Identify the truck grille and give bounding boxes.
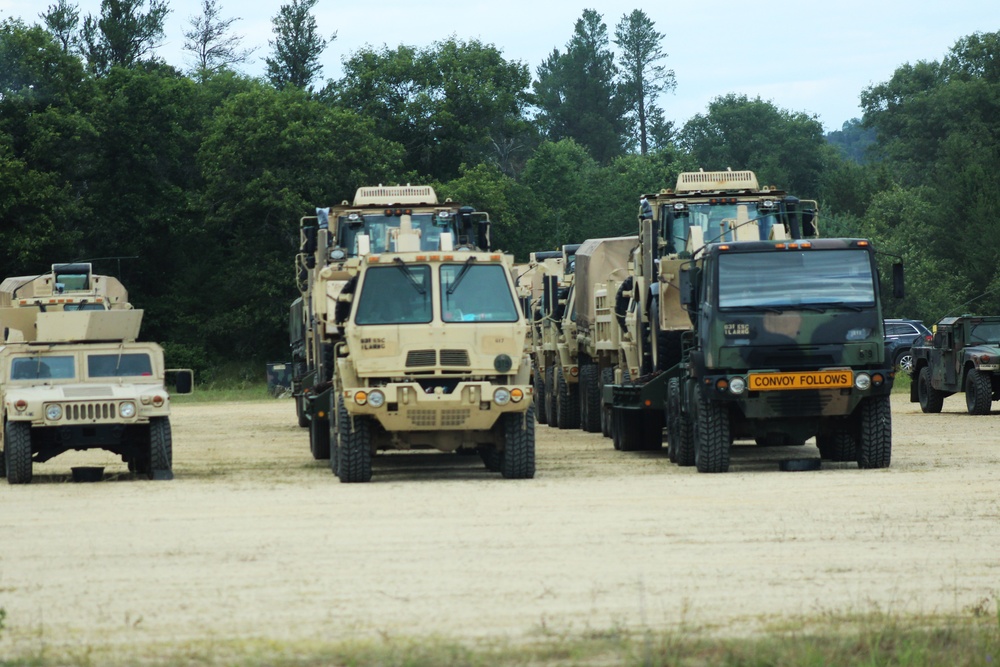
[65,402,118,422]
[762,391,833,415]
[405,349,471,368]
[406,350,436,367]
[408,409,471,428]
[440,350,470,367]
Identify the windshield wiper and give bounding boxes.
[447,256,477,296]
[392,257,426,295]
[812,301,866,312]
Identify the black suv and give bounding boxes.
[884,318,932,373]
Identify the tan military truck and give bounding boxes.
[572,236,637,435]
[533,244,581,429]
[0,264,189,484]
[292,186,494,460]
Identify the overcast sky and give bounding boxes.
[2,0,998,131]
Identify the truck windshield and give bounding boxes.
[968,322,1000,344]
[669,203,780,250]
[354,264,432,325]
[718,249,876,309]
[441,263,519,323]
[338,214,449,254]
[88,353,153,377]
[10,355,76,380]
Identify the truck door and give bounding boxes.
[942,329,957,388]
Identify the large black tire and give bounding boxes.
[579,364,601,433]
[917,367,944,413]
[857,395,892,469]
[615,407,642,451]
[965,369,992,415]
[694,393,730,473]
[5,421,32,484]
[337,401,372,483]
[667,379,695,467]
[610,406,622,450]
[309,415,331,460]
[533,362,548,424]
[296,395,309,428]
[148,417,173,477]
[544,365,556,426]
[640,411,664,450]
[479,446,502,472]
[600,367,613,438]
[816,431,856,461]
[0,444,5,478]
[555,365,580,430]
[500,405,535,479]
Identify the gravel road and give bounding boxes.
[2,393,999,658]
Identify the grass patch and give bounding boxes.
[4,611,999,667]
[172,382,277,404]
[893,370,912,395]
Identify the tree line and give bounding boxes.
[2,0,999,378]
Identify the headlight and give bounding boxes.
[45,404,62,421]
[368,390,385,408]
[119,401,136,418]
[494,388,511,405]
[729,377,746,394]
[846,328,873,341]
[854,373,871,390]
[329,247,346,260]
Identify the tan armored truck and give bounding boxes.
[293,185,495,459]
[301,188,535,481]
[572,236,637,435]
[533,244,581,429]
[0,264,189,484]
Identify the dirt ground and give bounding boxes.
[2,393,1000,658]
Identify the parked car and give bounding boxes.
[884,318,933,373]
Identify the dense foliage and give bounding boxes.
[3,3,999,375]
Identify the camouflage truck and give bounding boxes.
[572,236,637,435]
[292,185,492,458]
[605,170,820,451]
[534,244,581,429]
[910,315,1000,415]
[301,188,534,482]
[0,264,190,484]
[670,238,901,472]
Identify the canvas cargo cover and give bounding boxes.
[574,236,637,333]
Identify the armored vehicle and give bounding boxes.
[604,170,820,451]
[0,264,189,484]
[911,315,1000,415]
[292,186,491,456]
[671,238,900,472]
[298,187,534,481]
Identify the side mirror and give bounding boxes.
[167,368,194,395]
[892,262,904,299]
[679,268,693,307]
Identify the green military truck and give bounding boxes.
[911,315,1000,415]
[672,238,901,472]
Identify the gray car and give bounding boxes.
[884,318,932,373]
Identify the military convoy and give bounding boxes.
[911,315,1000,415]
[523,169,906,472]
[293,186,534,482]
[0,263,190,484]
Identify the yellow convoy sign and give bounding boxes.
[748,370,852,391]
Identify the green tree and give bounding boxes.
[333,38,534,180]
[39,0,80,53]
[613,9,675,155]
[196,85,404,360]
[678,94,826,197]
[183,0,255,79]
[80,0,169,75]
[533,9,627,164]
[265,0,331,90]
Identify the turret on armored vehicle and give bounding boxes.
[0,264,189,484]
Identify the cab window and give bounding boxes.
[10,355,76,380]
[88,353,153,377]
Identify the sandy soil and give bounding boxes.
[2,393,1000,657]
